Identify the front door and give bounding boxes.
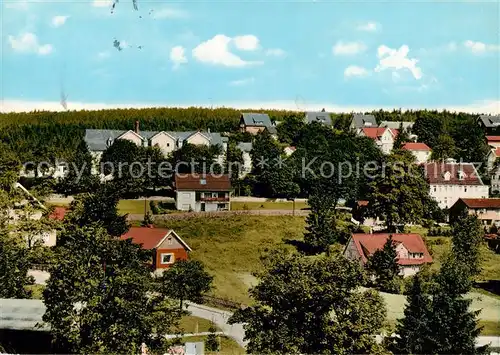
[201,203,205,212]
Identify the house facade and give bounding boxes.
[423,161,489,209]
[402,142,431,163]
[359,127,398,154]
[120,227,191,272]
[236,142,253,178]
[174,174,231,212]
[84,123,228,175]
[344,233,433,277]
[239,113,277,136]
[449,198,500,226]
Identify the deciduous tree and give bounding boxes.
[367,235,401,293]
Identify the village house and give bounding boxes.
[350,113,378,131]
[120,227,191,272]
[236,142,253,178]
[486,147,500,171]
[174,174,231,212]
[84,122,228,175]
[402,142,432,164]
[359,127,398,155]
[283,146,296,156]
[239,113,277,136]
[478,115,500,134]
[486,136,500,149]
[304,111,332,125]
[423,161,489,209]
[449,198,500,226]
[344,233,433,277]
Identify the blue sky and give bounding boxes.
[1,0,499,113]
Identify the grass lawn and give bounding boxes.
[178,315,219,333]
[231,201,308,211]
[157,215,307,305]
[117,199,151,215]
[176,335,245,354]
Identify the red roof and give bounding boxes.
[423,162,483,186]
[486,136,500,142]
[362,127,398,140]
[175,174,231,191]
[351,233,432,265]
[357,200,369,207]
[459,198,500,209]
[48,207,67,221]
[402,142,431,151]
[491,148,500,157]
[120,227,192,251]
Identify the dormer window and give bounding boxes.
[200,179,206,185]
[443,171,451,181]
[106,137,113,147]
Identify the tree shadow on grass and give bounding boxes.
[282,238,322,255]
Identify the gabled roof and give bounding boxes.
[352,114,378,128]
[362,127,398,140]
[116,130,145,141]
[350,233,432,265]
[379,121,414,130]
[486,136,500,143]
[120,227,192,251]
[305,111,332,125]
[241,113,273,127]
[489,147,500,158]
[423,162,483,186]
[175,174,231,191]
[457,198,500,209]
[402,142,431,151]
[479,115,500,128]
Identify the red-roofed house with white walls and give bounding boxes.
[423,161,489,209]
[359,127,398,154]
[402,142,431,163]
[344,233,432,277]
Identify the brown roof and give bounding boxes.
[423,162,483,186]
[175,174,231,191]
[48,207,67,221]
[402,142,431,151]
[120,227,191,251]
[351,233,432,265]
[459,198,500,209]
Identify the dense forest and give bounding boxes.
[0,106,488,164]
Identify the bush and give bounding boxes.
[149,201,159,215]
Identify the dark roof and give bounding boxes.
[423,162,483,186]
[479,115,500,128]
[352,114,378,128]
[350,233,432,265]
[305,111,332,125]
[120,227,191,251]
[240,113,273,127]
[379,121,414,130]
[175,174,231,191]
[237,142,253,152]
[457,198,500,209]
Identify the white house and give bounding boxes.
[283,146,296,157]
[84,122,228,177]
[359,127,398,155]
[344,233,433,277]
[423,161,489,209]
[402,142,431,163]
[487,147,500,171]
[236,142,253,178]
[174,174,231,212]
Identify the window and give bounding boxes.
[167,143,170,147]
[464,187,467,192]
[161,253,175,264]
[212,192,218,198]
[200,179,206,185]
[167,237,173,245]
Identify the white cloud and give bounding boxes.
[51,15,69,27]
[375,45,422,80]
[344,65,369,78]
[332,41,367,55]
[233,35,259,51]
[170,46,188,69]
[92,0,112,7]
[357,22,380,32]
[464,40,500,54]
[265,48,286,57]
[229,77,255,86]
[8,33,53,55]
[192,34,263,67]
[152,7,188,19]
[2,99,499,115]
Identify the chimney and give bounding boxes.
[321,108,326,112]
[135,120,139,134]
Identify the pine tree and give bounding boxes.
[303,192,337,255]
[391,274,433,354]
[393,122,410,150]
[205,320,219,352]
[367,235,400,292]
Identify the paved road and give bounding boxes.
[185,302,247,348]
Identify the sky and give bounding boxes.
[1,0,499,113]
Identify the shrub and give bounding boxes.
[149,201,159,215]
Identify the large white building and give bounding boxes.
[423,161,489,209]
